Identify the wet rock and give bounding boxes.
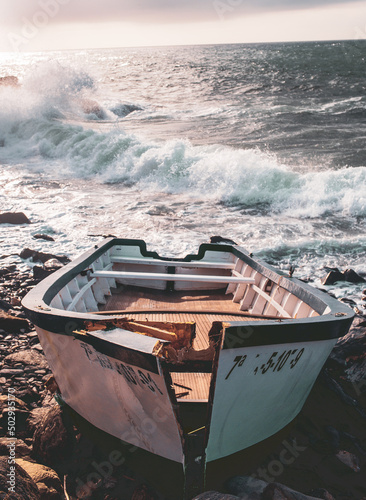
[0,437,32,458]
[193,493,240,500]
[14,386,41,406]
[335,450,360,472]
[322,268,365,285]
[342,269,365,284]
[0,456,39,500]
[262,483,321,500]
[16,459,63,499]
[321,269,344,285]
[3,349,49,370]
[0,76,19,87]
[210,235,238,245]
[32,404,75,465]
[19,248,70,265]
[33,258,65,280]
[33,234,55,242]
[81,98,106,119]
[328,315,366,384]
[0,311,29,333]
[0,212,31,225]
[226,475,267,498]
[110,102,142,117]
[33,265,53,280]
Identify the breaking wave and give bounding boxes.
[0,62,365,219]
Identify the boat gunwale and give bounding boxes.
[22,237,355,343]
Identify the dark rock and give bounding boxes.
[329,316,366,384]
[14,386,41,405]
[210,236,238,245]
[131,484,158,500]
[262,482,321,500]
[193,493,240,500]
[0,265,17,277]
[32,258,64,281]
[342,269,365,284]
[0,456,39,500]
[339,297,357,307]
[32,404,75,465]
[33,234,55,242]
[0,311,29,333]
[321,270,344,285]
[322,268,365,286]
[3,349,49,370]
[308,489,335,500]
[0,212,31,225]
[226,475,267,498]
[0,299,12,311]
[33,265,53,280]
[0,437,32,458]
[110,103,142,117]
[19,248,70,265]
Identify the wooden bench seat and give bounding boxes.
[90,270,256,284]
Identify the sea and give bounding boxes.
[0,40,365,307]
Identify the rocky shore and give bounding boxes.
[0,223,365,499]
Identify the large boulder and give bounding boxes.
[0,212,30,225]
[3,349,49,370]
[0,456,39,500]
[322,268,365,286]
[16,459,63,499]
[19,248,70,265]
[32,404,75,466]
[226,476,267,498]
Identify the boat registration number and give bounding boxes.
[225,347,305,380]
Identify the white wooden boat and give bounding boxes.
[22,238,354,496]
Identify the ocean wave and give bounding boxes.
[1,112,365,219]
[0,62,365,220]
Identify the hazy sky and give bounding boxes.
[0,0,365,52]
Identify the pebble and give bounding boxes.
[0,368,24,375]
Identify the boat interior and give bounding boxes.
[48,242,324,431]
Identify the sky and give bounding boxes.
[0,0,365,52]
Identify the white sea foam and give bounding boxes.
[1,93,365,221]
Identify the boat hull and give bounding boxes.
[36,327,185,463]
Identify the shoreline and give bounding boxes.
[0,240,365,499]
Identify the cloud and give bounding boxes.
[1,0,359,26]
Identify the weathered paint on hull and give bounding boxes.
[205,337,337,462]
[36,327,185,464]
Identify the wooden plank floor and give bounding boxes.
[100,286,266,401]
[101,285,242,313]
[100,286,263,350]
[171,372,212,402]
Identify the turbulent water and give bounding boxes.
[0,41,365,306]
